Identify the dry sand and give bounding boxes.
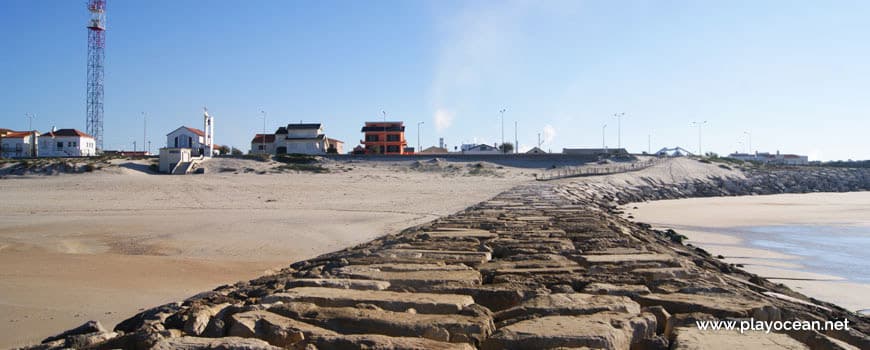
[624,191,870,312]
[0,158,528,348]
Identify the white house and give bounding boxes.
[250,123,344,155]
[1,130,39,158]
[38,129,96,157]
[728,151,808,165]
[462,144,501,154]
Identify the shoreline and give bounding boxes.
[623,191,870,313]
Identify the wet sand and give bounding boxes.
[624,191,870,313]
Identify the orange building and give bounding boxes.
[360,121,410,155]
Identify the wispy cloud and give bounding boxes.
[542,124,556,144]
[433,108,454,131]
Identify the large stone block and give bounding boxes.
[260,287,475,314]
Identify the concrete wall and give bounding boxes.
[323,153,606,169]
[159,148,191,173]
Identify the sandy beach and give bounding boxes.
[624,191,870,313]
[0,158,528,348]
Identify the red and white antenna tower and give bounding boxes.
[86,0,106,151]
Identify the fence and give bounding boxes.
[536,158,662,181]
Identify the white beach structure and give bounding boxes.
[38,129,97,157]
[166,109,216,157]
[0,130,40,158]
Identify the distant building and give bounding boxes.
[418,146,448,155]
[462,144,500,154]
[250,123,341,155]
[656,147,693,157]
[1,130,40,158]
[728,151,808,165]
[526,146,547,154]
[39,129,96,157]
[563,148,629,157]
[327,138,344,154]
[360,121,409,155]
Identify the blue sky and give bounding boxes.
[1,0,868,160]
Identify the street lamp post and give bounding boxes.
[690,121,708,156]
[499,108,506,153]
[613,112,625,149]
[25,113,34,131]
[417,121,424,153]
[602,124,607,149]
[142,112,147,155]
[260,109,267,155]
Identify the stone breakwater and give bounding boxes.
[21,165,870,350]
[578,166,870,206]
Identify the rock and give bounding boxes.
[578,253,676,265]
[637,293,770,318]
[482,312,656,350]
[151,336,282,350]
[185,303,230,336]
[228,310,337,347]
[495,293,641,323]
[642,305,670,334]
[309,334,476,350]
[42,320,106,343]
[114,302,182,333]
[582,282,651,297]
[333,264,482,290]
[268,301,494,344]
[285,278,391,291]
[260,287,475,314]
[670,326,809,349]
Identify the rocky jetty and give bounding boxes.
[22,164,870,349]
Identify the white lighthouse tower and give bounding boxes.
[203,107,214,157]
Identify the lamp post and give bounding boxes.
[417,121,424,153]
[690,120,708,156]
[25,113,34,131]
[499,108,506,153]
[142,112,147,155]
[602,124,607,149]
[260,109,267,154]
[613,112,625,149]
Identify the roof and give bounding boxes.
[183,126,205,136]
[251,134,276,143]
[327,138,344,144]
[42,129,93,138]
[526,147,546,154]
[2,131,37,139]
[286,123,322,130]
[469,144,497,150]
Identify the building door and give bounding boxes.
[174,137,179,148]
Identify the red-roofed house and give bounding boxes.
[38,129,96,157]
[1,130,40,158]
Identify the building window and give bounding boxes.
[57,142,63,149]
[387,145,400,153]
[387,134,400,142]
[174,137,179,148]
[188,136,192,147]
[365,135,379,142]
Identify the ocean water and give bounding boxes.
[741,225,870,283]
